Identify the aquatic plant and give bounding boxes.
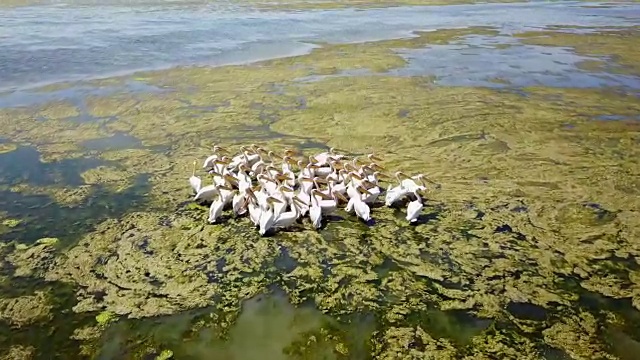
[0,23,638,359]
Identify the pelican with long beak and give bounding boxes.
[273,197,305,230]
[202,145,229,169]
[194,172,225,202]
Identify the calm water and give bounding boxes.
[0,1,639,93]
[1,1,640,359]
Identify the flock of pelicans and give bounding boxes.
[188,145,438,236]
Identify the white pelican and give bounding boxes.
[245,189,261,227]
[259,197,282,236]
[202,145,229,169]
[208,196,226,224]
[194,173,225,202]
[273,197,304,229]
[189,160,202,194]
[232,190,247,216]
[395,172,426,193]
[309,189,325,229]
[353,198,371,223]
[406,190,424,223]
[314,147,345,166]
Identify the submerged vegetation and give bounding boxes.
[0,15,639,360]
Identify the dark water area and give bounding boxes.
[0,145,106,186]
[0,173,151,244]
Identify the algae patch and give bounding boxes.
[0,291,52,328]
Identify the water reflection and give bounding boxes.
[97,290,340,360]
[392,37,640,89]
[0,145,106,186]
[0,80,163,109]
[0,174,150,244]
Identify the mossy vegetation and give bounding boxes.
[0,21,639,360]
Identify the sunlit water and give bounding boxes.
[0,1,639,93]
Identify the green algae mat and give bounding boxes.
[0,25,640,360]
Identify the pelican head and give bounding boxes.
[395,171,410,181]
[367,153,383,162]
[268,151,282,161]
[213,145,229,154]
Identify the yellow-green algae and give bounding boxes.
[0,25,639,358]
[1,219,21,228]
[0,291,52,328]
[0,345,35,360]
[96,311,118,326]
[0,143,17,154]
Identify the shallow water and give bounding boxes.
[0,1,638,92]
[392,36,640,88]
[1,1,639,359]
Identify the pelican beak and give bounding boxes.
[292,197,305,205]
[281,186,294,193]
[223,174,239,184]
[217,146,230,154]
[300,177,314,183]
[377,172,391,179]
[268,197,284,204]
[358,186,372,195]
[247,189,259,202]
[209,170,223,177]
[362,180,375,188]
[308,156,319,164]
[371,163,385,171]
[370,154,383,162]
[396,172,410,180]
[314,178,328,184]
[218,185,233,191]
[314,191,333,201]
[334,192,348,202]
[286,157,298,165]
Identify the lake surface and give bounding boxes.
[1,1,640,359]
[0,1,639,92]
